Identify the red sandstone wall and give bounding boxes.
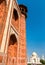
[0,1,27,65]
[7,14,27,65]
[11,16,19,32]
[7,36,18,65]
[0,1,9,63]
[0,1,7,46]
[17,14,27,65]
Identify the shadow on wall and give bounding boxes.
[0,0,6,4]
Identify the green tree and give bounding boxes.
[40,59,45,64]
[28,63,31,65]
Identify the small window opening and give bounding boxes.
[13,9,18,21]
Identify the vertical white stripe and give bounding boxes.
[6,0,8,5]
[5,6,13,54]
[0,0,13,52]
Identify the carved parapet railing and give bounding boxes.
[7,57,17,65]
[0,53,7,65]
[0,52,17,65]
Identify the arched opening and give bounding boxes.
[13,9,18,21]
[34,58,36,63]
[9,34,17,46]
[7,34,18,59]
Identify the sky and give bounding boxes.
[18,0,45,58]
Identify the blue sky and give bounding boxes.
[18,0,45,58]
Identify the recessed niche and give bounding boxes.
[9,34,17,46]
[13,9,18,21]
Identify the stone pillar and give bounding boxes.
[19,14,27,65]
[17,5,27,65]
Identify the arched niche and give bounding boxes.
[7,34,18,58]
[9,34,17,46]
[13,9,19,21]
[0,0,6,4]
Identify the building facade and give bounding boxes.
[0,0,27,65]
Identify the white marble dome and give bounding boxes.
[32,52,37,57]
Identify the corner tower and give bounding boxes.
[0,0,27,65]
[17,4,27,65]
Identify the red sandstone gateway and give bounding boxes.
[0,0,27,65]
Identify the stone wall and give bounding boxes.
[0,1,27,65]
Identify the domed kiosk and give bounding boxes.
[30,52,41,64]
[32,52,37,57]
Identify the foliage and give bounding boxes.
[28,63,31,65]
[40,59,45,64]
